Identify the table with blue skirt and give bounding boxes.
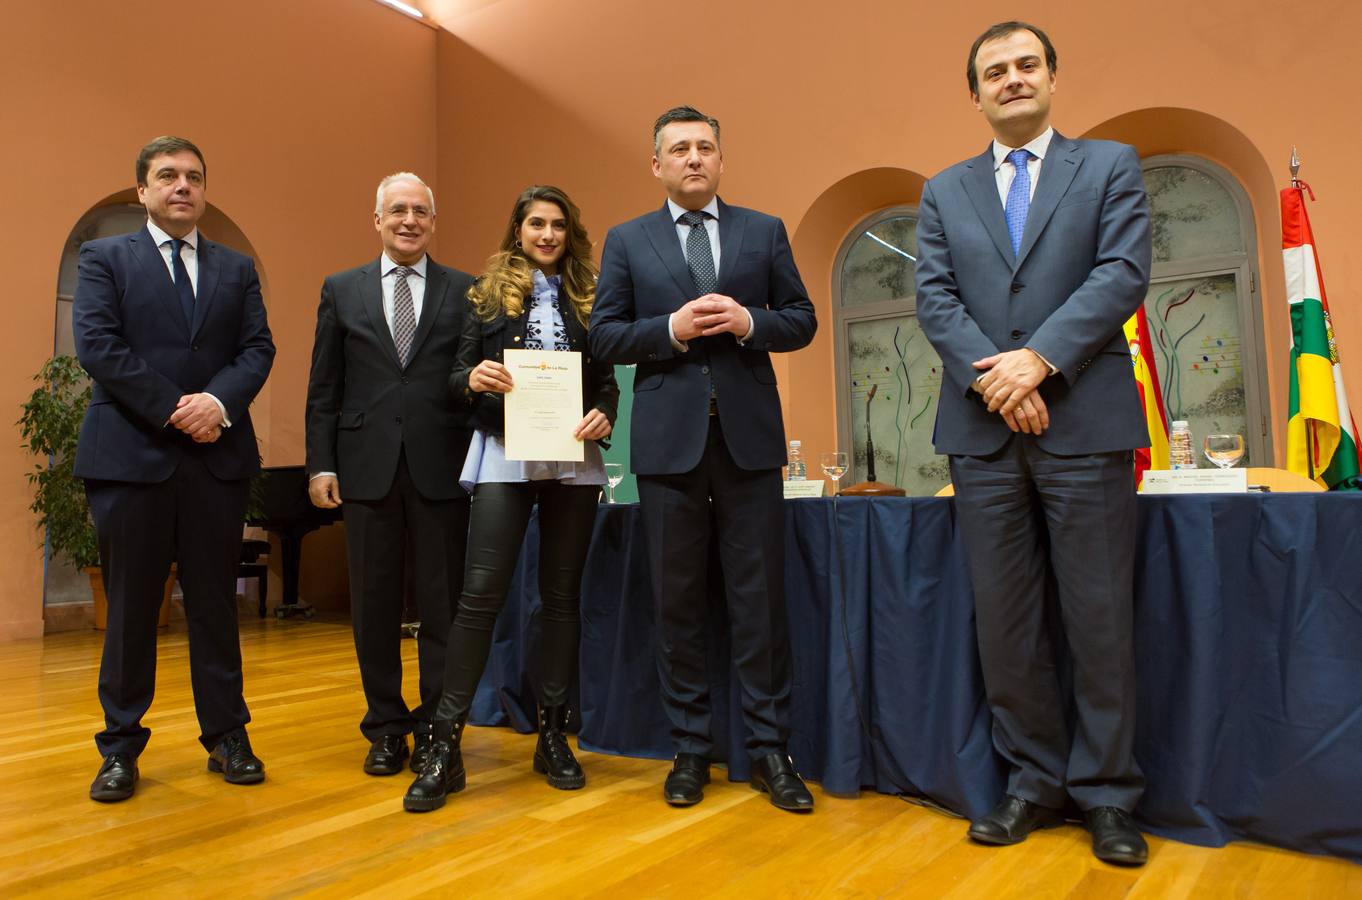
[469,493,1362,862]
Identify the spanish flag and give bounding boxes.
[1282,184,1360,489]
[1124,306,1169,486]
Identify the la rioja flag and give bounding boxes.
[1282,183,1360,489]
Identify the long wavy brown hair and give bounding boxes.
[468,185,596,326]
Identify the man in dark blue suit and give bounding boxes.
[74,136,275,801]
[590,106,818,812]
[915,24,1152,863]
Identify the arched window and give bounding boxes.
[833,208,949,496]
[1140,156,1270,464]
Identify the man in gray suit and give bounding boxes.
[916,22,1152,865]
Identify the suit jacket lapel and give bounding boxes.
[643,204,700,300]
[190,236,220,339]
[405,260,447,366]
[360,260,402,369]
[130,227,191,335]
[1014,132,1082,271]
[715,197,747,293]
[961,146,1015,268]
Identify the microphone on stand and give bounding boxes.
[840,381,905,497]
[864,384,879,484]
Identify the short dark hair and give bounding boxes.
[966,21,1057,96]
[136,136,206,186]
[652,106,720,154]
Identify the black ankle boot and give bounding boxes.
[403,717,467,812]
[533,704,585,790]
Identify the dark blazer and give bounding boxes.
[449,292,619,442]
[72,227,275,483]
[915,133,1152,457]
[305,257,475,501]
[588,199,816,475]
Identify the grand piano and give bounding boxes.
[247,465,343,618]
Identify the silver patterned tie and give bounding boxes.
[679,211,717,296]
[391,266,416,366]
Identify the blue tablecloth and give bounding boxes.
[471,494,1362,862]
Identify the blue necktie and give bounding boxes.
[169,238,195,327]
[1004,148,1033,256]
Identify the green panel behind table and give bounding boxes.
[600,364,639,503]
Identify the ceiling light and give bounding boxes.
[374,0,424,18]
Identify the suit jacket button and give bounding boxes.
[395,416,403,424]
[1010,330,1023,340]
[1010,283,1022,294]
[190,343,199,351]
[401,377,409,385]
[702,366,709,375]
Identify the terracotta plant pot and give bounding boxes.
[86,566,175,631]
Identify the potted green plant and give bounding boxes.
[18,356,171,629]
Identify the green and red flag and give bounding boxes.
[1282,183,1360,489]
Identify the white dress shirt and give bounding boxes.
[991,126,1053,206]
[380,252,428,332]
[145,219,231,426]
[665,197,753,348]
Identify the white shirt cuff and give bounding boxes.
[204,392,232,428]
[668,313,689,352]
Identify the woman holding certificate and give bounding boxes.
[404,185,618,813]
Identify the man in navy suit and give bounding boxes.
[74,136,275,801]
[305,173,474,777]
[590,106,818,812]
[915,23,1152,864]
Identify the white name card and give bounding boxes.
[1141,469,1247,494]
[782,479,826,499]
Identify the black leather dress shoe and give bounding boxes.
[750,752,814,812]
[364,734,410,776]
[663,753,710,806]
[410,731,434,773]
[90,753,138,802]
[968,795,1065,845]
[208,730,265,784]
[1085,807,1149,865]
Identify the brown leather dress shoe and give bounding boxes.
[90,753,138,802]
[750,752,814,812]
[968,795,1065,845]
[663,753,710,806]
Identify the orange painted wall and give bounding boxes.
[432,0,1362,486]
[5,0,1360,639]
[1,0,438,638]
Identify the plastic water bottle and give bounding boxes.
[786,440,807,481]
[1169,421,1196,470]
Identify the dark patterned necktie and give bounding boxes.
[168,238,195,327]
[392,266,416,366]
[679,211,717,295]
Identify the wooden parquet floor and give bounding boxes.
[0,616,1356,898]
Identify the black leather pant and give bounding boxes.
[435,480,600,720]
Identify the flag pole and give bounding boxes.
[1291,146,1316,479]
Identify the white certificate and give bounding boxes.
[502,348,584,462]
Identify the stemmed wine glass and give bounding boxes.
[820,451,849,494]
[1203,433,1246,469]
[604,462,625,503]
